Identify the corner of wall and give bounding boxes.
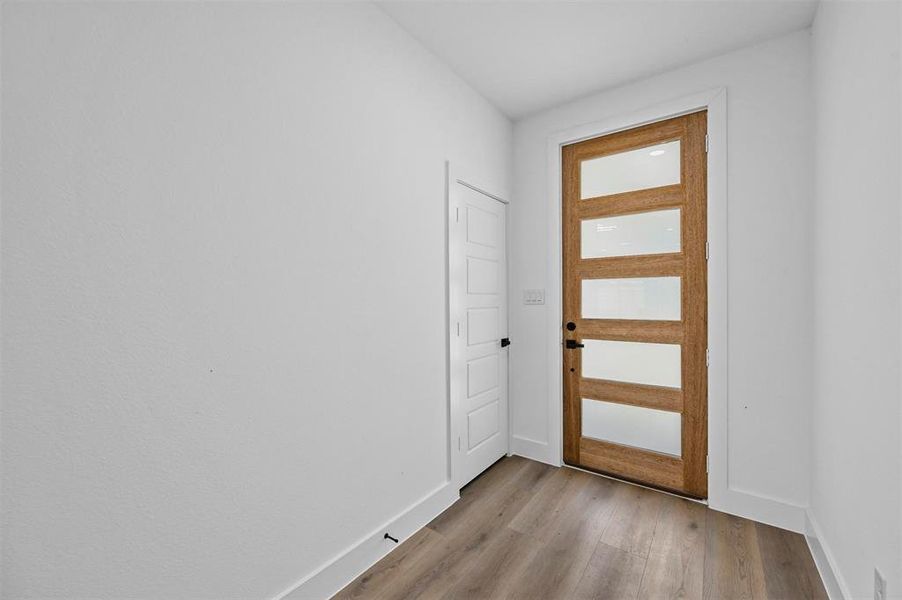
[805,509,853,600]
[510,436,556,466]
[709,488,807,534]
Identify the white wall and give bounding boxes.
[511,31,814,518]
[0,3,510,599]
[810,2,902,598]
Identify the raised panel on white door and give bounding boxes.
[468,400,500,450]
[467,354,499,398]
[467,205,499,248]
[467,307,498,346]
[467,257,498,294]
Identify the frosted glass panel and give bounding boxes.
[582,277,680,320]
[582,398,681,456]
[583,340,681,388]
[581,209,680,259]
[581,140,680,198]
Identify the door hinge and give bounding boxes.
[455,206,460,223]
[705,241,709,260]
[705,134,709,153]
[458,436,461,451]
[456,321,461,337]
[706,454,709,473]
[706,348,710,367]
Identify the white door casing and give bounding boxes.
[448,168,509,490]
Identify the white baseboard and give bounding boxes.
[805,509,852,600]
[709,487,807,533]
[510,435,557,466]
[514,439,806,535]
[272,482,459,600]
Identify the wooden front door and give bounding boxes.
[562,111,708,498]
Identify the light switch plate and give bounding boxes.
[523,289,545,305]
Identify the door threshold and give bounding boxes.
[563,463,708,506]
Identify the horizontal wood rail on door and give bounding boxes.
[579,378,683,413]
[562,111,708,498]
[577,319,683,344]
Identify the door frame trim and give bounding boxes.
[544,88,734,511]
[446,161,510,491]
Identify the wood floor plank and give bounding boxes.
[500,536,592,600]
[755,522,828,600]
[427,455,528,536]
[703,510,768,600]
[372,457,550,600]
[637,494,707,599]
[510,455,557,492]
[373,527,489,600]
[572,542,647,600]
[332,527,446,600]
[335,460,827,600]
[542,470,620,541]
[504,472,621,599]
[600,482,667,558]
[439,527,544,600]
[507,464,583,537]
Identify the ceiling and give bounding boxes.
[378,1,818,119]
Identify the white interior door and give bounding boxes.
[449,175,509,489]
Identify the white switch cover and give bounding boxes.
[523,289,545,305]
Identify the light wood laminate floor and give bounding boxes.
[335,456,826,600]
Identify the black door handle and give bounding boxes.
[565,339,584,349]
[501,338,511,348]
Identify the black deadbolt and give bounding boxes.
[566,321,576,331]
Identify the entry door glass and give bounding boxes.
[582,340,681,388]
[580,209,681,258]
[580,140,681,198]
[581,399,681,457]
[581,277,681,320]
